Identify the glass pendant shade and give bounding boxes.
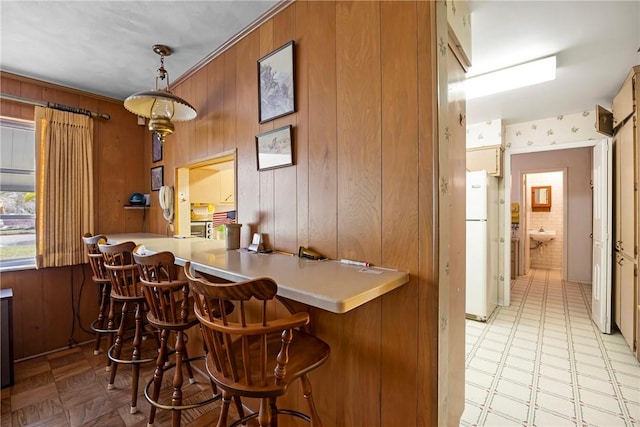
[123,45,197,142]
[124,90,197,122]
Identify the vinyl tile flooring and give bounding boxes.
[461,268,640,426]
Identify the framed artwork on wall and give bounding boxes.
[258,41,295,123]
[152,132,162,162]
[151,166,164,191]
[256,125,293,171]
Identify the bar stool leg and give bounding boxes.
[147,328,168,427]
[219,391,232,427]
[108,301,127,387]
[130,301,144,414]
[105,296,117,371]
[171,330,185,427]
[181,343,196,384]
[93,283,110,355]
[301,374,322,427]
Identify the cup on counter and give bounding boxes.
[225,224,242,250]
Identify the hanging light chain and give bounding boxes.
[155,52,171,92]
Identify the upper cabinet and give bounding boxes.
[190,168,235,205]
[467,145,503,177]
[612,68,636,127]
[466,120,504,176]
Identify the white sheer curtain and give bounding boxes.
[35,106,94,268]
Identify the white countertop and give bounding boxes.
[107,233,409,314]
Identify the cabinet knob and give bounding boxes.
[617,256,625,266]
[459,114,465,126]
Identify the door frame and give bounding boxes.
[520,168,568,275]
[502,138,610,306]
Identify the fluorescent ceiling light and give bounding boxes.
[465,56,556,100]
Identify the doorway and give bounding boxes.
[521,170,565,275]
[503,140,608,302]
[174,150,237,238]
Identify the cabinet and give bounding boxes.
[613,74,634,127]
[190,169,235,204]
[615,119,636,255]
[466,145,503,176]
[615,253,635,350]
[1,289,14,388]
[612,65,639,360]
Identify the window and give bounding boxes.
[0,118,36,270]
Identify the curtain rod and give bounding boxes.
[0,93,110,120]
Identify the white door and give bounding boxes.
[592,139,612,333]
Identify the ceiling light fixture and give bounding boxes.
[465,56,557,100]
[124,44,197,143]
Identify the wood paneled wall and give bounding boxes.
[0,73,147,359]
[145,1,462,425]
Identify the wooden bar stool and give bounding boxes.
[81,233,115,357]
[185,261,331,427]
[99,239,158,414]
[133,248,223,427]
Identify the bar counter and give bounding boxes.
[107,233,409,314]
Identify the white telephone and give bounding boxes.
[159,185,174,222]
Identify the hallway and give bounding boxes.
[461,268,640,426]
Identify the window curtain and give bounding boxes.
[35,106,94,268]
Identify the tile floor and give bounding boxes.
[461,268,640,426]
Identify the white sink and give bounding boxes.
[529,230,556,243]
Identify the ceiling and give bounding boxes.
[1,1,638,127]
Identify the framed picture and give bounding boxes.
[256,125,293,171]
[151,166,164,191]
[152,132,162,162]
[258,40,295,123]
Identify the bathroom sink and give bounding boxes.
[529,230,556,243]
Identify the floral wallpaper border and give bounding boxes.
[467,110,606,151]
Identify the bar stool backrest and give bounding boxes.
[82,233,109,283]
[184,261,310,391]
[132,249,193,328]
[98,240,141,298]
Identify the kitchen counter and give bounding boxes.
[107,233,409,314]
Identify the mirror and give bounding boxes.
[531,185,551,212]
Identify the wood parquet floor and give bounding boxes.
[1,340,251,427]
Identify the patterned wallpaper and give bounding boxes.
[504,111,604,150]
[466,119,503,149]
[467,110,605,151]
[447,0,472,64]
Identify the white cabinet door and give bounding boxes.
[466,146,502,176]
[616,252,635,351]
[617,120,636,258]
[613,73,634,127]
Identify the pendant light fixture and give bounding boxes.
[124,44,197,143]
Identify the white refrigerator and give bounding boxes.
[466,170,498,321]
